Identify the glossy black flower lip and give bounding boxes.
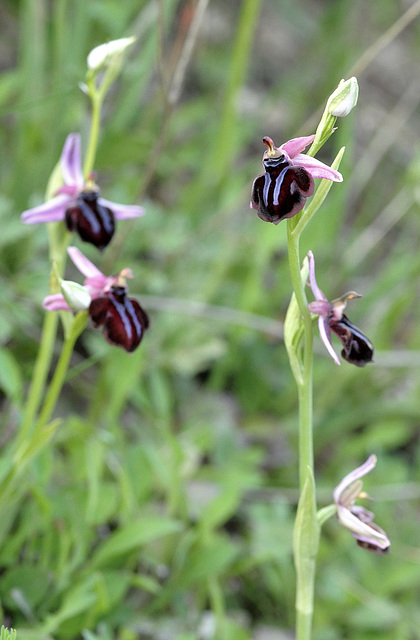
[334,455,390,554]
[250,135,342,224]
[307,251,374,367]
[21,133,144,249]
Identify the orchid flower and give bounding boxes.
[21,134,144,249]
[307,251,374,367]
[334,455,390,554]
[44,247,149,352]
[250,135,342,224]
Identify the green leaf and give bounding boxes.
[90,516,183,568]
[293,466,319,562]
[198,485,241,533]
[284,256,309,385]
[44,575,98,633]
[293,146,345,236]
[0,625,17,640]
[0,565,51,611]
[13,419,62,469]
[0,347,23,401]
[170,536,238,589]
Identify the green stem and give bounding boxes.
[287,219,316,640]
[19,310,59,445]
[286,222,314,487]
[208,578,227,640]
[36,313,87,429]
[3,315,87,505]
[19,222,68,445]
[83,93,102,178]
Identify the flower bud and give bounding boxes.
[327,77,359,117]
[60,280,91,311]
[87,37,136,71]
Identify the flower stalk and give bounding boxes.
[280,85,351,640]
[287,213,316,640]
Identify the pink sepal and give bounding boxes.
[43,293,71,311]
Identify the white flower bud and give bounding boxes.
[327,77,359,117]
[60,280,91,311]
[87,37,136,71]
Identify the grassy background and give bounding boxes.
[1,1,420,638]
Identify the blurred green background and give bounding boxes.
[1,1,420,638]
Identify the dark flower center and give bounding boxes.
[89,285,149,352]
[330,314,374,367]
[65,190,115,250]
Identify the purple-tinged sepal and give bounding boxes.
[334,455,390,555]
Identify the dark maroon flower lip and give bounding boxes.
[250,135,342,225]
[89,285,149,352]
[43,247,149,353]
[330,314,374,367]
[65,190,115,250]
[251,162,314,224]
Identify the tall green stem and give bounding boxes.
[83,93,102,178]
[287,219,317,640]
[286,221,314,487]
[36,313,87,429]
[1,315,88,506]
[19,311,59,445]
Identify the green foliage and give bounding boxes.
[0,627,17,640]
[0,1,420,639]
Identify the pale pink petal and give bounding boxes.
[85,275,109,298]
[333,455,377,504]
[336,505,390,550]
[292,154,343,182]
[280,135,315,158]
[319,316,341,365]
[308,300,330,316]
[99,198,145,220]
[67,246,104,279]
[61,133,84,187]
[55,184,79,197]
[43,293,71,311]
[307,251,327,302]
[21,194,71,224]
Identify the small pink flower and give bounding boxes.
[43,247,149,352]
[334,455,390,554]
[307,251,374,367]
[21,134,144,249]
[250,135,342,224]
